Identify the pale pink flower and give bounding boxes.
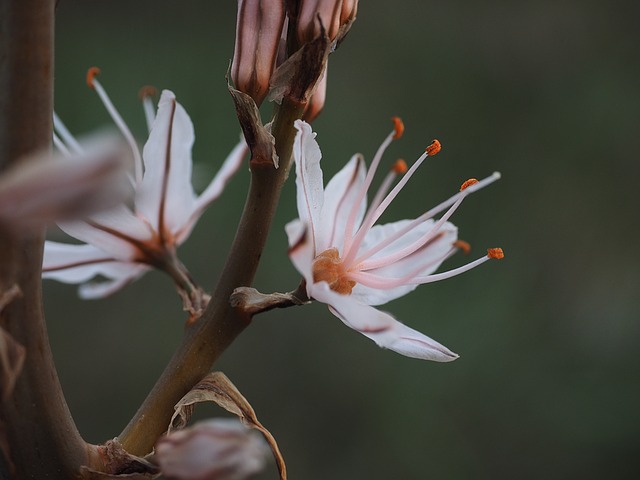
[286,119,503,361]
[43,69,247,303]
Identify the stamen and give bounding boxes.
[392,116,404,139]
[53,112,84,154]
[487,247,504,259]
[454,240,471,255]
[392,159,408,174]
[460,178,479,191]
[86,66,101,89]
[86,67,144,184]
[426,139,441,156]
[411,254,493,284]
[352,172,501,267]
[139,85,158,134]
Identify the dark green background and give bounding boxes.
[47,1,640,478]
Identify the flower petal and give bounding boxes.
[286,219,314,289]
[313,283,457,361]
[351,220,457,305]
[176,137,248,244]
[293,120,324,254]
[317,153,366,253]
[78,264,148,299]
[43,241,115,281]
[57,204,153,261]
[136,90,196,239]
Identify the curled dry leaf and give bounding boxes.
[0,285,26,401]
[170,372,287,480]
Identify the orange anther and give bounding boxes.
[138,85,158,100]
[454,240,471,255]
[392,116,404,139]
[487,248,504,259]
[460,178,479,191]
[86,67,101,89]
[426,139,441,156]
[392,159,408,174]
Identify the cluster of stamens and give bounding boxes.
[310,117,503,295]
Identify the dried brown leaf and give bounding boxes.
[170,372,287,480]
[79,439,160,479]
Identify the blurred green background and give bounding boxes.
[46,1,640,478]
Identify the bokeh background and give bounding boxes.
[46,1,639,478]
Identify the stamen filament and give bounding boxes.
[89,72,144,183]
[52,132,71,157]
[342,128,395,254]
[411,254,493,284]
[343,149,429,266]
[358,195,464,271]
[349,253,492,290]
[53,112,84,154]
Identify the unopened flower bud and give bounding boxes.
[296,0,358,45]
[232,0,286,106]
[156,419,270,480]
[340,0,358,25]
[303,65,327,122]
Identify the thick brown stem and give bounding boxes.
[0,1,92,478]
[118,99,305,456]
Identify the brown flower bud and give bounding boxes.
[232,0,286,106]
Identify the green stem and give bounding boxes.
[0,2,95,478]
[118,98,305,456]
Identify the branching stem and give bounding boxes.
[118,98,306,456]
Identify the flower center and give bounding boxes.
[312,248,356,295]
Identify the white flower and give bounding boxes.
[43,69,247,308]
[286,118,503,361]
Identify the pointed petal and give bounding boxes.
[286,219,315,290]
[57,204,152,261]
[136,90,196,238]
[292,120,324,254]
[42,240,149,296]
[176,137,248,244]
[352,220,457,305]
[376,318,459,362]
[78,264,148,299]
[43,241,115,281]
[317,154,367,252]
[313,283,457,361]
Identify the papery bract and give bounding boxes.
[286,119,503,361]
